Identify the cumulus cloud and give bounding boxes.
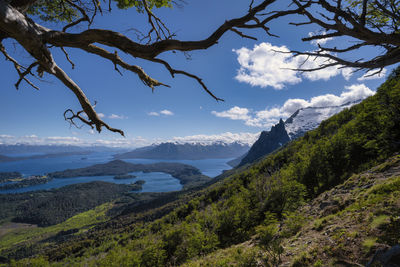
[211,106,251,121]
[234,43,301,89]
[233,42,353,89]
[160,110,174,116]
[148,112,160,116]
[212,84,375,128]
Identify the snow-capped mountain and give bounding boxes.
[114,141,250,160]
[284,100,361,140]
[237,100,361,167]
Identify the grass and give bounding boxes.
[182,244,261,267]
[370,215,390,229]
[362,237,377,253]
[313,214,335,231]
[0,202,113,252]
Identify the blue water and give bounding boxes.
[0,152,115,176]
[122,158,232,178]
[0,152,232,194]
[0,172,182,194]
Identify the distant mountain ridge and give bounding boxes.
[238,101,361,166]
[0,144,126,155]
[114,142,250,160]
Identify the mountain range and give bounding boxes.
[0,144,127,155]
[114,141,250,160]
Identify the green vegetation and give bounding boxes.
[0,181,134,227]
[0,176,52,191]
[3,68,400,266]
[27,0,173,22]
[49,160,211,189]
[131,180,146,191]
[370,215,390,229]
[114,174,137,180]
[0,202,113,252]
[362,237,377,253]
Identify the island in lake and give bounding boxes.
[48,160,211,189]
[114,174,137,180]
[0,172,23,182]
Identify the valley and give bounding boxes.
[2,0,399,266]
[1,69,400,266]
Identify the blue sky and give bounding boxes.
[0,0,392,147]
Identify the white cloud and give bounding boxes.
[299,56,349,81]
[0,134,14,138]
[160,109,174,116]
[308,30,333,46]
[23,135,38,139]
[148,110,174,116]
[234,42,353,89]
[357,69,387,81]
[45,136,81,145]
[0,135,83,146]
[211,106,251,121]
[170,132,260,146]
[46,136,80,141]
[109,114,127,119]
[234,43,301,89]
[212,84,375,128]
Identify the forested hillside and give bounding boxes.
[3,68,400,266]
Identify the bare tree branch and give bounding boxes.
[0,43,39,90]
[2,0,400,136]
[287,0,400,72]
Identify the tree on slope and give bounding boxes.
[1,0,399,135]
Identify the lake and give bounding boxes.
[0,152,233,194]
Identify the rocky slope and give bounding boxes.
[184,155,400,266]
[238,101,361,167]
[239,119,290,166]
